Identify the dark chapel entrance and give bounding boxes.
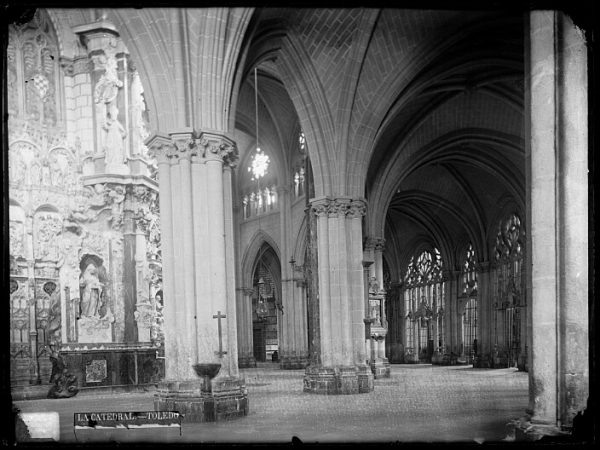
[251,243,282,362]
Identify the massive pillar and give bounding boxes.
[303,197,374,394]
[524,10,588,435]
[147,130,248,422]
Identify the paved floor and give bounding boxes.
[13,364,528,444]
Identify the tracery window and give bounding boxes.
[403,248,445,363]
[491,213,525,367]
[461,243,478,362]
[7,10,61,126]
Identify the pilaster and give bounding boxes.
[523,10,588,436]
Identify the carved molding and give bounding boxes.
[146,131,239,167]
[310,197,367,219]
[197,132,238,167]
[347,199,367,218]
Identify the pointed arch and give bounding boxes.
[241,229,281,289]
[277,33,334,198]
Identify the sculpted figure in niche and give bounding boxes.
[79,256,107,318]
[368,276,379,294]
[103,104,127,166]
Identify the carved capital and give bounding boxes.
[169,130,196,162]
[328,198,351,217]
[310,197,331,217]
[347,198,367,218]
[310,197,365,219]
[197,132,238,167]
[146,133,175,165]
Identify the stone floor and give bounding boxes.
[13,364,529,444]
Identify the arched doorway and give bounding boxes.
[251,243,282,363]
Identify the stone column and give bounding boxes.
[121,207,138,343]
[147,131,248,422]
[524,11,588,433]
[278,186,298,369]
[303,197,373,394]
[170,130,197,377]
[441,270,460,357]
[223,164,240,377]
[149,134,178,378]
[24,213,39,384]
[475,262,491,367]
[202,133,237,375]
[236,288,256,368]
[293,273,309,367]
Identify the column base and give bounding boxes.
[154,377,249,423]
[303,365,374,394]
[370,358,390,378]
[356,364,375,393]
[506,417,570,442]
[238,355,257,368]
[517,353,528,372]
[279,355,309,369]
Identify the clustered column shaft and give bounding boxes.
[147,130,239,381]
[312,197,368,368]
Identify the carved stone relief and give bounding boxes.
[33,211,63,262]
[130,70,149,157]
[9,220,25,258]
[10,279,30,359]
[76,254,114,343]
[9,10,59,127]
[35,280,61,349]
[93,38,128,172]
[8,12,161,386]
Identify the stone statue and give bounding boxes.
[103,104,127,166]
[79,262,103,318]
[368,276,379,294]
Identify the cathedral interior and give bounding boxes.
[3,5,594,444]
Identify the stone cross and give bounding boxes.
[213,311,227,358]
